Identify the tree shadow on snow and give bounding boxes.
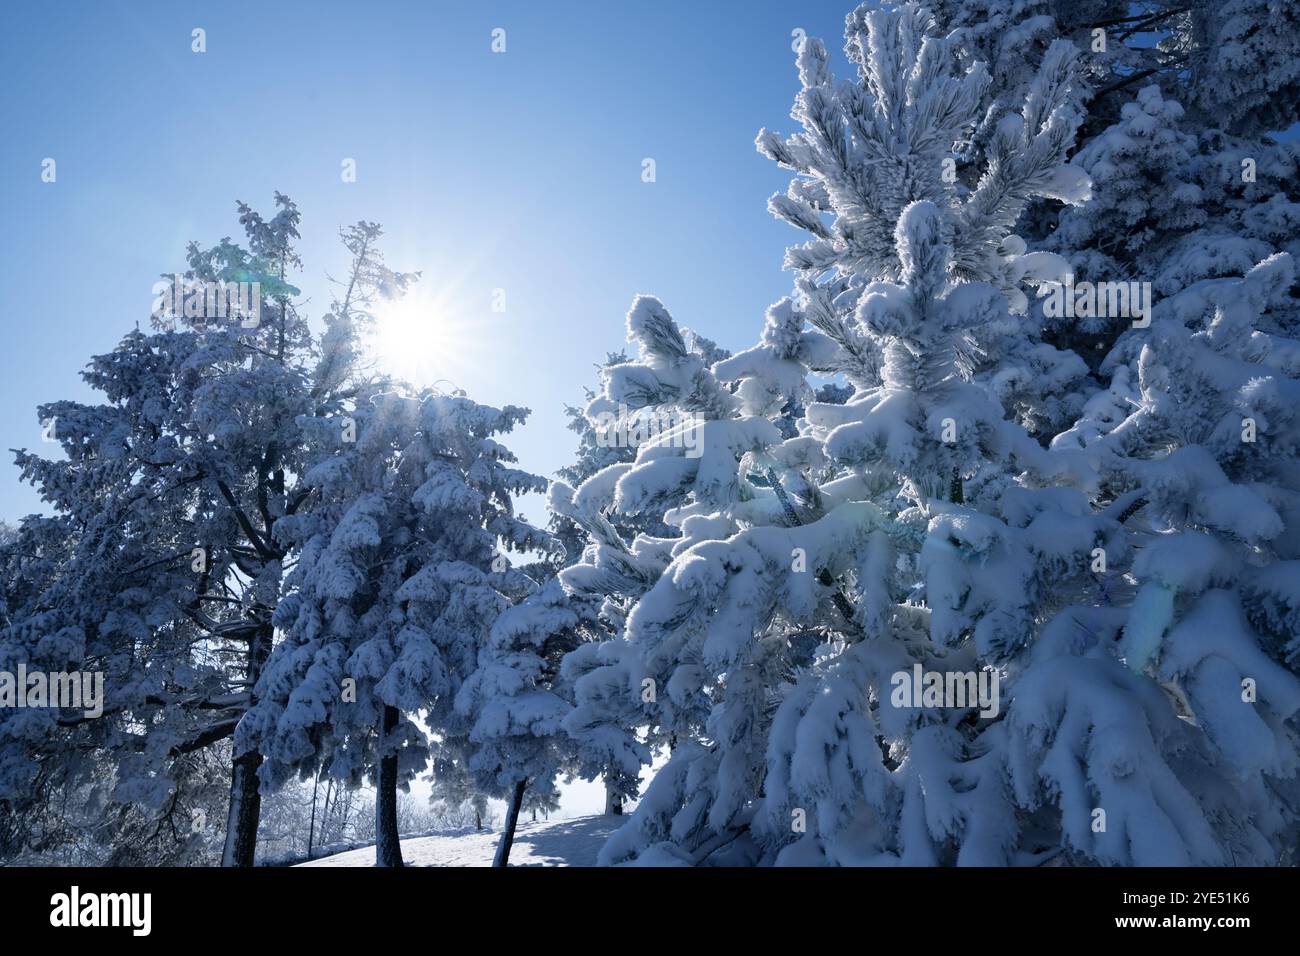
[507,816,622,867]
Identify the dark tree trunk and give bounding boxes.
[221,620,271,867]
[475,809,482,832]
[307,767,320,859]
[492,779,528,868]
[375,705,404,867]
[222,749,264,866]
[604,779,624,816]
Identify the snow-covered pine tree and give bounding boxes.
[574,1,1300,867]
[0,477,234,866]
[594,5,1094,862]
[551,349,684,558]
[1047,251,1300,861]
[454,577,585,866]
[920,2,1300,371]
[239,384,551,866]
[757,4,1093,443]
[551,352,635,564]
[427,755,490,831]
[237,387,432,870]
[547,293,799,830]
[927,0,1300,181]
[4,200,418,866]
[545,339,731,816]
[0,514,87,857]
[1048,82,1299,359]
[1160,0,1300,138]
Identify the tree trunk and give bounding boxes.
[320,779,334,843]
[221,749,264,866]
[475,809,482,832]
[492,779,528,868]
[604,778,624,816]
[307,767,319,859]
[221,620,271,867]
[375,705,404,868]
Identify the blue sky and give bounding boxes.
[0,0,856,528]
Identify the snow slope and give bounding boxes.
[296,815,620,867]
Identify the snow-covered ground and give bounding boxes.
[297,815,620,867]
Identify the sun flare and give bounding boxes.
[368,287,472,385]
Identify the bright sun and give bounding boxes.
[368,287,472,385]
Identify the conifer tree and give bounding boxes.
[240,384,551,866]
[3,201,415,865]
[563,2,1300,867]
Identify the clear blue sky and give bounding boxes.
[0,0,856,527]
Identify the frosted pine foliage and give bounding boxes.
[562,3,1300,868]
[454,579,581,807]
[1176,0,1300,137]
[1051,86,1204,302]
[756,4,1089,300]
[240,389,551,793]
[1,196,335,863]
[1052,85,1300,304]
[1050,255,1300,824]
[756,3,1092,440]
